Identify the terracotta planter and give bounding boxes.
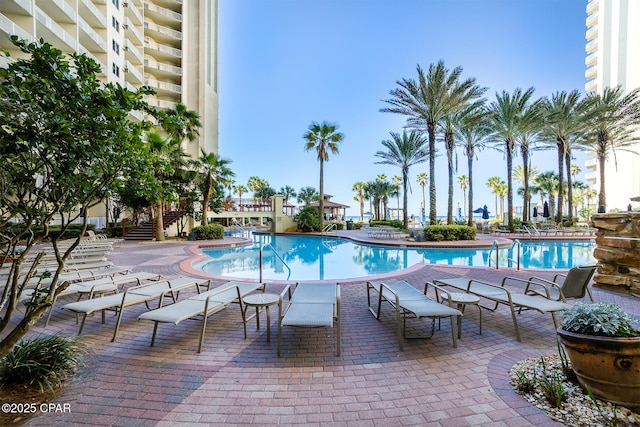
[557,327,640,410]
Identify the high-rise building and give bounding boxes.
[0,0,218,160]
[584,0,640,211]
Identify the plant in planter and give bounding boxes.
[557,302,640,410]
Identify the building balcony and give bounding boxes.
[585,158,597,169]
[586,0,599,14]
[124,39,144,65]
[586,38,598,53]
[144,2,182,25]
[2,0,33,16]
[144,77,182,96]
[35,0,75,25]
[144,19,182,43]
[35,7,76,51]
[125,60,144,84]
[0,12,33,49]
[78,17,107,52]
[144,37,182,60]
[144,96,177,110]
[123,0,143,26]
[585,172,598,182]
[585,65,597,79]
[144,58,182,78]
[78,0,106,28]
[124,17,144,44]
[586,25,598,40]
[585,79,597,94]
[586,11,598,27]
[585,52,597,66]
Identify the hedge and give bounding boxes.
[424,225,476,241]
[191,223,224,240]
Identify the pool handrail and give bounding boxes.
[508,239,521,270]
[487,240,499,270]
[259,243,291,281]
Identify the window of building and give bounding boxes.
[112,17,119,32]
[112,63,120,77]
[112,40,120,55]
[112,0,119,9]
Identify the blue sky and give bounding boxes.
[218,0,588,219]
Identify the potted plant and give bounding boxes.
[557,302,640,410]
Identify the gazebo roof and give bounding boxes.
[309,200,350,209]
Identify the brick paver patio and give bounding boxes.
[21,237,639,426]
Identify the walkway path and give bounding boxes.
[23,238,638,426]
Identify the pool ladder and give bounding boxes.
[259,243,291,281]
[487,239,521,270]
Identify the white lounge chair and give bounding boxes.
[62,276,210,341]
[138,281,266,353]
[278,282,341,357]
[367,280,462,350]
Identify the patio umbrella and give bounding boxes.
[543,201,550,218]
[482,205,490,220]
[533,206,538,218]
[472,207,485,214]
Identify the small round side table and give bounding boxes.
[440,291,482,339]
[243,293,280,342]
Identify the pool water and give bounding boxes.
[197,235,596,281]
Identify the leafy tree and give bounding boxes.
[486,87,536,230]
[195,150,234,226]
[533,171,560,218]
[583,86,640,210]
[374,131,428,228]
[381,61,484,224]
[233,184,248,210]
[454,105,491,226]
[280,186,297,206]
[0,38,154,358]
[457,175,469,220]
[296,206,321,232]
[297,186,319,205]
[303,121,344,227]
[416,173,429,223]
[352,182,366,222]
[486,176,505,221]
[247,176,268,210]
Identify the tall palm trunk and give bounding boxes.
[201,173,212,226]
[402,170,409,229]
[556,140,565,223]
[428,124,437,224]
[506,138,515,229]
[521,147,530,222]
[598,150,607,211]
[319,159,325,227]
[565,150,573,223]
[467,156,474,227]
[155,202,165,241]
[445,130,455,224]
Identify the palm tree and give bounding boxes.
[583,86,640,210]
[146,131,191,240]
[486,176,505,221]
[486,87,536,230]
[196,149,234,226]
[457,175,469,221]
[496,182,508,220]
[374,131,428,228]
[516,97,544,222]
[303,121,344,226]
[233,184,248,211]
[280,185,297,207]
[381,61,485,225]
[247,176,267,210]
[352,182,366,222]
[416,173,429,224]
[534,171,560,219]
[297,186,319,205]
[514,165,540,221]
[454,104,491,226]
[391,176,402,220]
[541,90,589,223]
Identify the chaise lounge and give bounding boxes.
[366,280,462,350]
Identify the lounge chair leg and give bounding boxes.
[508,306,522,342]
[198,316,208,353]
[150,322,159,347]
[451,315,458,348]
[78,314,88,335]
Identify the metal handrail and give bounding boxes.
[259,243,291,281]
[322,223,338,233]
[508,239,521,270]
[487,240,500,270]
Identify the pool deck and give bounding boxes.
[23,232,638,427]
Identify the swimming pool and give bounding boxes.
[196,235,597,281]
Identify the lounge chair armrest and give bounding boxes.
[424,281,452,305]
[506,276,562,299]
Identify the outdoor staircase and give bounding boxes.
[123,210,184,241]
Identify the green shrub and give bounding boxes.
[191,223,224,240]
[561,302,639,337]
[296,206,321,232]
[424,225,476,241]
[0,336,86,393]
[105,223,137,238]
[352,222,362,230]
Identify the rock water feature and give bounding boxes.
[591,212,640,297]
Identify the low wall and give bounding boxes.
[591,212,640,297]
